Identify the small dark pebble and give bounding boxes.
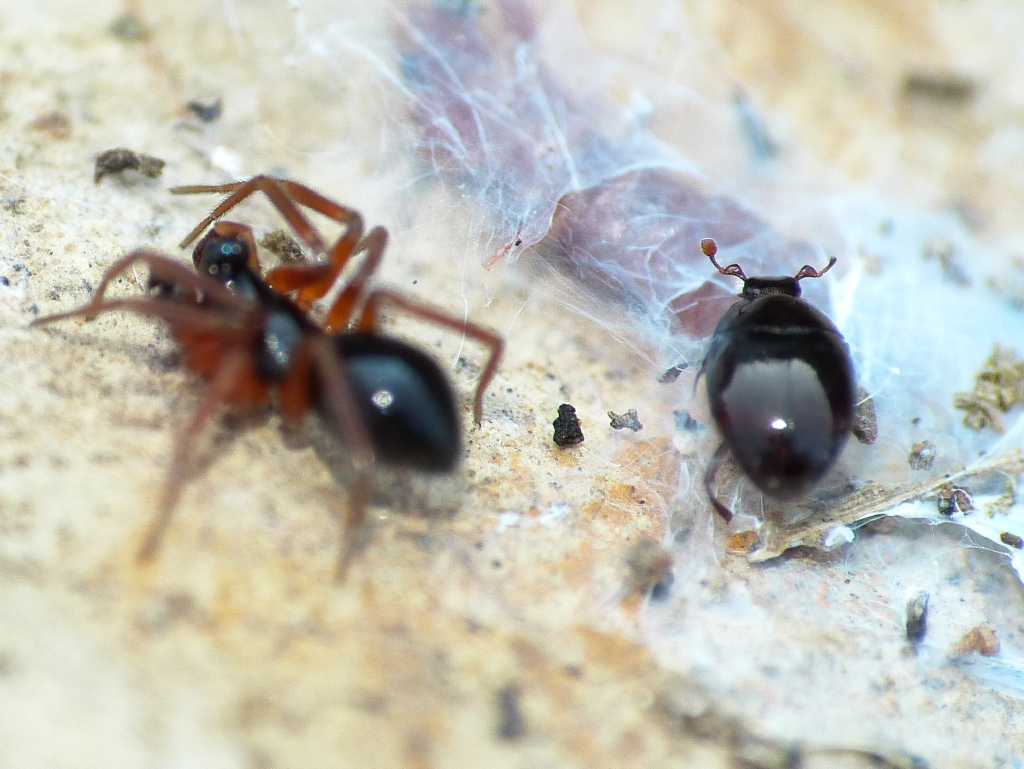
[650,573,674,602]
[0,276,9,287]
[496,684,525,741]
[657,363,688,383]
[1000,532,1023,549]
[902,72,976,105]
[563,664,583,679]
[94,148,166,184]
[906,592,930,645]
[608,408,642,432]
[552,403,584,447]
[186,96,223,123]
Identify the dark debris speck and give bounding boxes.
[496,684,525,741]
[906,592,929,646]
[260,230,306,263]
[902,71,976,105]
[94,148,166,184]
[922,237,970,286]
[608,408,642,432]
[650,575,674,602]
[657,362,688,383]
[552,403,584,447]
[186,96,223,123]
[954,345,1024,432]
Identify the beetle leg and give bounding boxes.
[704,442,735,522]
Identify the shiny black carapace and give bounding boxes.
[698,237,855,521]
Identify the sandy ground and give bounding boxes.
[1,2,1023,768]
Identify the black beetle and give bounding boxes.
[698,237,855,521]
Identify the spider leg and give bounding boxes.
[137,349,250,562]
[704,441,735,522]
[172,175,331,255]
[262,182,368,307]
[355,288,504,425]
[30,249,250,329]
[32,297,253,338]
[310,337,376,582]
[276,342,315,423]
[320,226,387,332]
[264,221,363,308]
[175,176,368,308]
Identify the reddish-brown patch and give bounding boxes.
[726,530,759,555]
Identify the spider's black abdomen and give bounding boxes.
[703,294,855,498]
[327,332,461,472]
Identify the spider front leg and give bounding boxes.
[264,221,370,313]
[172,175,333,255]
[355,288,504,425]
[314,226,388,332]
[262,183,374,310]
[30,249,251,329]
[173,175,368,310]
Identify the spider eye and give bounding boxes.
[196,235,249,280]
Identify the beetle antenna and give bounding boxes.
[794,255,837,282]
[701,238,747,282]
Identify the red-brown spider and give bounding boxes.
[32,176,503,579]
